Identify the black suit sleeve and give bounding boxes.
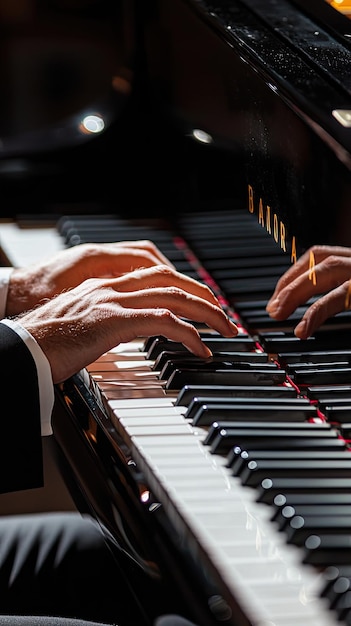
[0,323,43,493]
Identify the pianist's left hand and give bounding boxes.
[266,244,351,338]
[5,240,175,317]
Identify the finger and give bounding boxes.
[111,308,229,359]
[115,287,238,337]
[112,266,221,307]
[112,240,175,268]
[293,280,351,339]
[267,256,351,320]
[83,247,174,277]
[267,245,351,304]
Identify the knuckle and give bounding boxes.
[155,308,175,322]
[323,255,342,270]
[154,264,174,276]
[165,286,185,298]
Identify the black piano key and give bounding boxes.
[277,351,351,366]
[219,276,280,298]
[166,367,287,390]
[327,582,351,619]
[226,437,347,469]
[210,265,284,281]
[240,459,351,487]
[272,492,351,511]
[285,515,351,546]
[146,335,255,359]
[291,367,351,386]
[191,401,317,426]
[322,405,351,423]
[207,424,335,455]
[259,329,351,353]
[188,242,284,260]
[153,351,200,371]
[175,384,297,406]
[154,350,269,372]
[203,257,288,273]
[321,566,351,607]
[160,359,280,381]
[258,332,318,353]
[205,420,332,446]
[274,504,351,531]
[230,449,349,478]
[318,398,351,409]
[340,605,351,625]
[338,424,351,439]
[303,534,351,566]
[185,395,308,420]
[287,361,350,374]
[147,339,193,360]
[257,478,351,505]
[143,332,222,354]
[306,385,351,401]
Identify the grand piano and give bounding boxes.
[2,1,351,625]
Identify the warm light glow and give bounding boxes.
[326,0,351,15]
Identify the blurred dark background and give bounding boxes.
[0,0,146,215]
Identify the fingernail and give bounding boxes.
[266,298,280,316]
[294,319,308,339]
[200,344,213,358]
[227,318,239,334]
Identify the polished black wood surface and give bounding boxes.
[136,0,351,255]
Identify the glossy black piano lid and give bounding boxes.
[140,0,351,255]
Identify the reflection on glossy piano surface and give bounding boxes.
[3,1,351,625]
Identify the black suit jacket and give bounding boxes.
[0,323,43,494]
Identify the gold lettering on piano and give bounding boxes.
[291,236,297,265]
[266,205,271,234]
[258,197,264,226]
[247,184,296,263]
[280,221,286,252]
[308,250,317,286]
[273,214,279,243]
[248,184,254,213]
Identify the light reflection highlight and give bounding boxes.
[79,114,105,135]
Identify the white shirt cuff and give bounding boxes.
[0,267,14,319]
[0,318,54,436]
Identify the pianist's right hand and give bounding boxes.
[266,244,351,338]
[15,264,238,384]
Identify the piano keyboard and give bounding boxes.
[3,211,351,626]
[84,337,343,626]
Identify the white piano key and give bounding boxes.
[107,340,146,353]
[101,387,167,400]
[125,423,195,437]
[91,370,161,381]
[131,430,340,626]
[108,397,177,409]
[87,360,154,371]
[0,222,64,265]
[112,406,186,418]
[117,415,188,428]
[91,352,148,362]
